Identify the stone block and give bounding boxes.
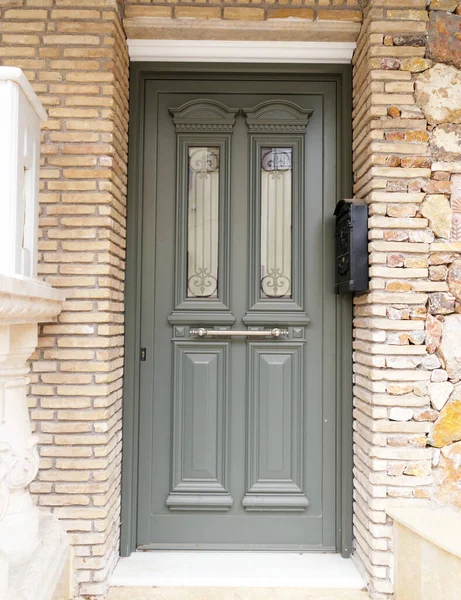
[439,314,461,380]
[427,11,461,70]
[438,441,461,507]
[448,259,461,301]
[422,354,441,370]
[431,124,461,161]
[429,384,461,446]
[431,368,448,382]
[414,408,439,421]
[428,0,458,10]
[403,461,431,476]
[400,57,432,72]
[429,252,456,265]
[415,63,461,125]
[392,34,426,46]
[389,407,413,421]
[428,381,454,411]
[429,265,448,281]
[428,291,456,314]
[420,195,452,239]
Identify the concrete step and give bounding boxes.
[108,587,370,600]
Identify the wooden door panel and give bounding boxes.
[167,341,232,511]
[243,340,308,512]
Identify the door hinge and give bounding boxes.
[140,347,147,362]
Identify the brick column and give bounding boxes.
[0,1,129,597]
[352,1,461,598]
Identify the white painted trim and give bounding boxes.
[0,67,47,122]
[128,40,356,63]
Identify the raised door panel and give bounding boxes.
[167,341,233,511]
[242,337,309,512]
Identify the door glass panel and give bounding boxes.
[187,147,220,298]
[260,147,292,299]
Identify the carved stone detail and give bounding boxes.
[0,296,61,323]
[0,278,66,594]
[169,99,238,133]
[243,100,313,133]
[0,440,39,521]
[0,276,62,325]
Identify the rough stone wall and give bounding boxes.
[352,0,461,597]
[123,0,362,22]
[420,0,461,513]
[0,1,129,598]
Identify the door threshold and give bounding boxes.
[108,589,369,600]
[110,552,366,590]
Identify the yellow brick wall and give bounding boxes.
[123,0,362,23]
[0,1,128,598]
[0,0,364,598]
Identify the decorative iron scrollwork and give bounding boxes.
[187,267,218,298]
[261,267,291,298]
[261,148,292,172]
[186,146,220,299]
[260,147,293,298]
[189,148,220,176]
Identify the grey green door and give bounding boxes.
[137,76,339,550]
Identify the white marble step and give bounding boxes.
[110,552,368,598]
[108,587,370,600]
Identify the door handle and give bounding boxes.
[190,328,288,338]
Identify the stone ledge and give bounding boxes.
[0,274,65,324]
[387,506,461,558]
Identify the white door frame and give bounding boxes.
[127,39,355,64]
[120,44,356,561]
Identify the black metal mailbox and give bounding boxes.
[334,200,369,293]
